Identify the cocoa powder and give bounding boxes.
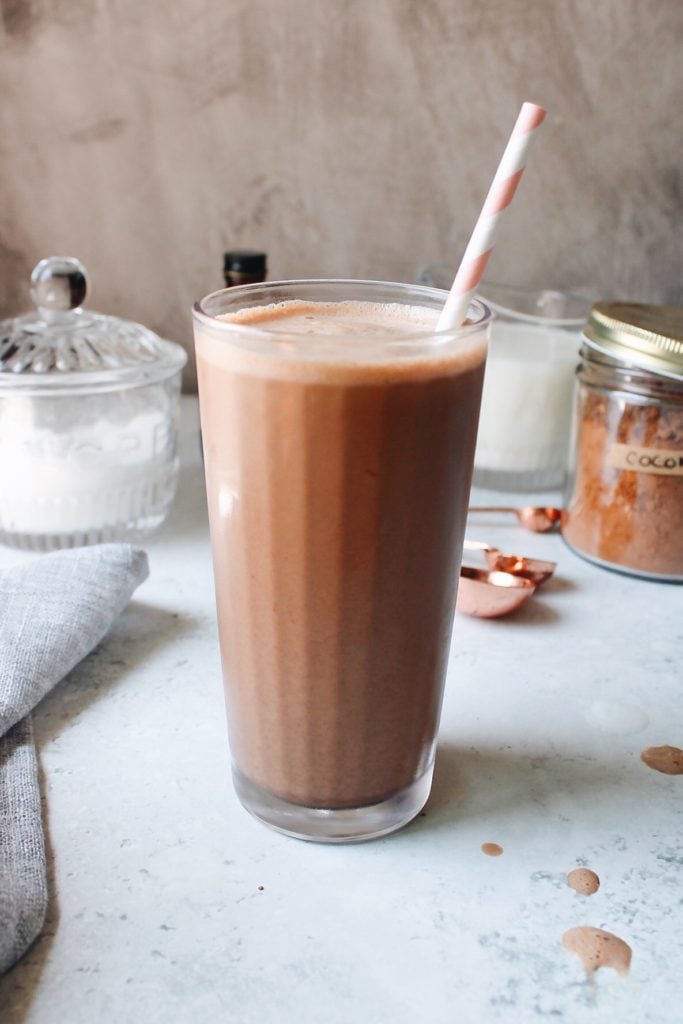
[562,386,683,578]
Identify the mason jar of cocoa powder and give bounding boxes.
[562,302,683,581]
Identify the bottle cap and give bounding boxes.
[223,250,267,275]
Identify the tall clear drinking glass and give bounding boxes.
[193,280,490,842]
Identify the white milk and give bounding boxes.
[474,320,580,490]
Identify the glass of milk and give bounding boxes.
[415,269,591,490]
[472,283,589,490]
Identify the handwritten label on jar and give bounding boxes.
[608,443,683,476]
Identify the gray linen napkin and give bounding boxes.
[0,544,149,974]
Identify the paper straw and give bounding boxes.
[437,102,547,331]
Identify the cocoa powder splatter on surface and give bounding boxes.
[480,843,504,857]
[567,868,600,895]
[562,388,683,577]
[640,745,683,775]
[562,926,632,977]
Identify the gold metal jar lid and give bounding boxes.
[583,302,683,380]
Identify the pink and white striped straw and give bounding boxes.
[437,102,547,331]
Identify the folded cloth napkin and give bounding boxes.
[0,544,148,974]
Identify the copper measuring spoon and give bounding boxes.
[468,506,563,533]
[456,566,536,618]
[463,540,556,586]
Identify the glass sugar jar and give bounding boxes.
[562,301,683,581]
[0,257,187,551]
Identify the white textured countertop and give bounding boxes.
[0,396,681,1023]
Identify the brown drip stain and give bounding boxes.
[567,868,600,895]
[640,744,683,775]
[481,842,504,857]
[562,926,632,978]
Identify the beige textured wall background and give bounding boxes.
[1,0,682,388]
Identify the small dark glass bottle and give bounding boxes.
[223,250,267,288]
[199,251,269,460]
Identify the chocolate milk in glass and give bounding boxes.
[193,281,489,842]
